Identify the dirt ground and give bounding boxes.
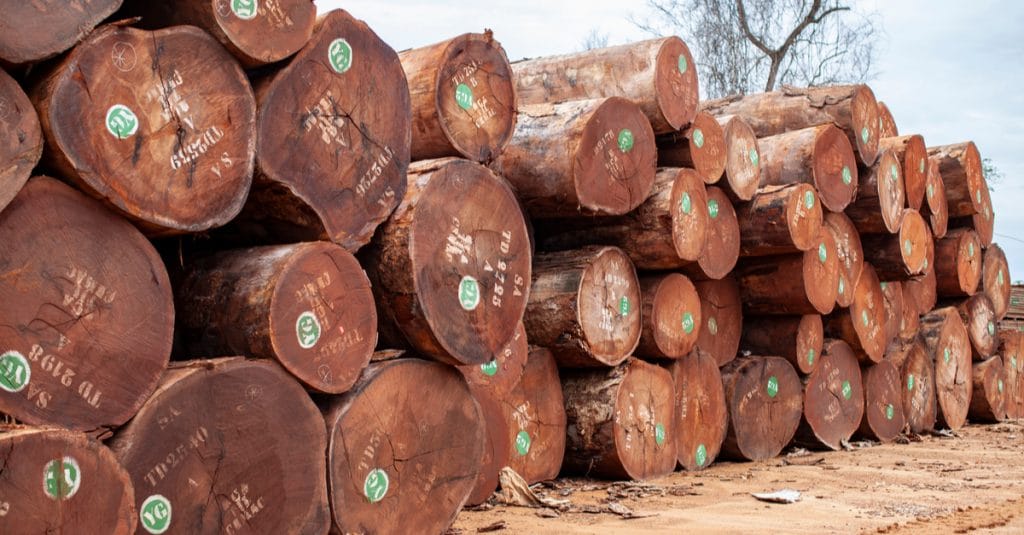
[453,422,1024,534]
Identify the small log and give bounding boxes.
[366,158,531,366]
[400,32,516,162]
[657,111,726,184]
[702,84,880,166]
[0,177,173,431]
[757,124,858,212]
[512,36,699,133]
[110,358,330,535]
[923,158,949,238]
[919,307,973,430]
[794,339,864,450]
[562,359,677,480]
[636,273,702,360]
[500,347,567,485]
[824,263,887,364]
[463,383,510,506]
[969,357,1007,422]
[845,149,905,234]
[899,282,922,343]
[735,230,839,315]
[880,135,927,210]
[0,0,122,66]
[492,97,657,217]
[933,228,983,298]
[30,24,256,236]
[742,315,823,376]
[949,181,993,247]
[899,340,937,434]
[824,212,864,308]
[857,361,905,443]
[457,323,528,398]
[524,246,640,367]
[877,101,898,138]
[736,183,823,257]
[982,244,1011,321]
[694,277,743,367]
[714,115,761,201]
[927,141,986,217]
[669,349,728,470]
[686,186,740,280]
[0,66,42,213]
[948,294,997,360]
[720,356,803,461]
[238,8,411,250]
[323,358,483,534]
[999,331,1023,420]
[860,209,932,280]
[905,268,938,316]
[0,427,136,534]
[880,281,904,351]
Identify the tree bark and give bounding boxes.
[857,361,905,443]
[922,158,949,238]
[735,230,839,315]
[636,273,702,360]
[982,244,1011,321]
[713,115,761,201]
[669,349,728,471]
[0,0,122,66]
[500,347,567,485]
[736,183,823,257]
[898,340,937,434]
[927,142,986,217]
[719,356,803,461]
[685,186,741,280]
[845,149,905,234]
[694,277,743,367]
[880,134,927,211]
[824,212,864,308]
[794,339,864,450]
[860,209,932,280]
[933,228,982,298]
[969,357,1007,423]
[919,307,972,430]
[756,124,858,212]
[657,111,726,184]
[877,101,898,139]
[0,66,41,213]
[824,263,887,364]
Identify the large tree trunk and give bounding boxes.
[0,66,41,213]
[29,24,256,236]
[742,315,823,376]
[0,0,122,66]
[109,358,330,535]
[756,124,858,212]
[919,307,973,430]
[720,356,803,461]
[947,294,997,361]
[860,209,932,280]
[824,264,887,364]
[636,273,702,360]
[794,339,864,450]
[657,111,726,184]
[898,340,937,434]
[880,134,927,210]
[400,32,517,162]
[512,36,699,133]
[982,244,1011,321]
[933,229,983,298]
[694,277,743,367]
[877,101,898,138]
[365,158,531,366]
[500,347,567,485]
[999,331,1023,420]
[927,142,986,217]
[824,212,864,308]
[669,349,728,471]
[491,97,657,217]
[0,177,173,431]
[736,184,822,257]
[923,158,949,238]
[969,357,1007,423]
[857,361,905,443]
[845,149,905,234]
[685,186,740,280]
[735,230,839,315]
[713,115,761,201]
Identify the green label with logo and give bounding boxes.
[988,322,996,336]
[678,55,688,74]
[838,277,846,296]
[692,128,705,148]
[655,423,666,446]
[708,199,720,219]
[818,243,828,264]
[328,38,353,74]
[0,350,30,393]
[619,296,630,316]
[804,190,815,210]
[880,282,888,291]
[618,129,634,153]
[708,317,718,335]
[944,347,951,364]
[998,379,1004,394]
[998,270,1005,286]
[140,495,172,534]
[807,349,815,366]
[928,183,935,198]
[515,430,531,456]
[231,0,258,20]
[907,374,915,392]
[885,404,895,421]
[296,311,321,349]
[904,239,913,255]
[1013,356,1019,371]
[364,469,389,503]
[969,243,975,258]
[105,104,139,139]
[977,190,982,204]
[695,443,708,467]
[682,312,695,334]
[841,380,852,401]
[890,163,899,182]
[749,148,759,167]
[680,192,692,214]
[919,158,925,174]
[480,360,499,377]
[861,127,869,144]
[861,310,870,327]
[459,276,481,311]
[43,457,80,501]
[767,376,779,398]
[842,166,852,185]
[455,83,474,110]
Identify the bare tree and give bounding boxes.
[581,28,610,51]
[633,0,879,99]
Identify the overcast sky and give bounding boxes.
[316,0,1024,282]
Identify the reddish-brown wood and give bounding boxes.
[694,277,743,367]
[928,142,986,217]
[845,149,905,234]
[949,294,997,360]
[657,111,726,184]
[562,359,677,480]
[877,102,898,139]
[880,281,904,351]
[500,347,567,485]
[366,159,531,366]
[524,247,640,367]
[899,282,922,343]
[737,184,823,256]
[794,339,864,450]
[714,115,761,201]
[735,230,839,315]
[670,349,728,470]
[880,135,927,210]
[720,356,803,461]
[512,36,699,133]
[950,180,993,247]
[0,1,122,66]
[742,315,823,376]
[905,268,938,316]
[492,97,657,217]
[0,177,173,431]
[463,383,510,506]
[238,9,411,250]
[0,67,41,213]
[686,186,741,280]
[457,323,528,398]
[637,273,702,359]
[933,228,983,298]
[30,24,256,236]
[857,361,905,443]
[110,358,330,535]
[756,124,858,212]
[999,331,1023,420]
[824,263,887,364]
[824,212,864,308]
[982,244,1011,321]
[923,158,949,238]
[400,32,516,162]
[919,307,972,430]
[860,209,932,280]
[323,358,483,534]
[969,357,1007,422]
[0,426,136,534]
[899,341,937,434]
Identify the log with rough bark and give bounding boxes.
[670,349,728,471]
[735,230,839,315]
[0,177,173,431]
[949,294,997,361]
[982,244,1011,321]
[923,158,949,238]
[880,281,903,351]
[457,322,528,398]
[0,67,41,213]
[824,212,864,308]
[175,242,376,394]
[512,36,699,133]
[927,142,986,217]
[950,180,993,247]
[365,158,531,366]
[713,115,761,201]
[905,268,938,316]
[29,23,256,236]
[323,358,482,534]
[463,382,509,506]
[400,31,516,162]
[899,282,922,343]
[794,339,864,450]
[536,167,708,269]
[857,360,905,443]
[860,209,932,279]
[880,135,927,211]
[685,186,740,280]
[500,347,567,485]
[1000,331,1023,420]
[742,315,823,376]
[110,358,330,535]
[919,307,972,430]
[123,0,316,67]
[736,184,822,257]
[562,359,676,480]
[756,124,858,212]
[695,277,743,367]
[969,357,1007,422]
[0,0,122,66]
[845,149,905,234]
[0,427,136,534]
[236,8,411,250]
[899,340,937,434]
[824,263,887,364]
[933,228,982,298]
[636,273,702,359]
[524,246,640,367]
[720,356,802,461]
[877,101,898,138]
[493,97,657,218]
[657,111,726,184]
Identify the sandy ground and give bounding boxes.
[453,422,1024,534]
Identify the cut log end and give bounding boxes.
[0,67,41,213]
[801,340,864,450]
[658,111,725,184]
[578,248,643,364]
[881,134,927,210]
[824,212,864,308]
[654,36,700,130]
[969,357,1007,423]
[742,315,823,375]
[804,230,841,315]
[850,85,881,166]
[694,186,740,280]
[848,149,905,234]
[695,277,743,367]
[935,229,982,298]
[671,349,728,471]
[737,183,823,257]
[669,168,711,261]
[812,125,859,212]
[501,347,567,485]
[458,323,528,397]
[1000,331,1024,420]
[921,307,973,430]
[717,115,761,201]
[637,273,702,359]
[927,141,985,217]
[0,0,122,65]
[924,158,949,238]
[955,294,997,360]
[210,0,317,66]
[858,361,905,443]
[983,244,1011,321]
[900,341,938,434]
[877,101,899,139]
[721,356,803,461]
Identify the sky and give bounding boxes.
[316,0,1024,283]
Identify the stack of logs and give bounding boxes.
[0,2,1016,534]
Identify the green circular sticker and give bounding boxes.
[842,166,853,185]
[977,190,982,204]
[818,243,828,264]
[838,277,846,295]
[680,191,692,215]
[681,312,695,335]
[1013,356,1019,371]
[708,317,718,335]
[928,184,935,198]
[480,359,499,377]
[969,243,975,258]
[328,38,353,74]
[515,430,531,456]
[619,296,631,316]
[861,310,869,327]
[998,379,1004,394]
[944,347,951,364]
[618,129,634,153]
[923,258,929,271]
[985,206,991,220]
[890,163,899,181]
[988,322,996,336]
[678,55,688,74]
[804,190,815,210]
[655,423,666,446]
[907,374,915,392]
[43,457,81,501]
[455,83,474,111]
[904,239,913,255]
[692,128,705,148]
[861,127,869,144]
[880,282,888,290]
[766,376,779,398]
[695,443,708,467]
[231,0,258,20]
[708,199,720,219]
[807,348,816,366]
[140,494,172,535]
[0,350,30,393]
[749,148,759,167]
[105,104,139,140]
[919,158,926,174]
[998,269,1005,286]
[364,469,389,503]
[458,276,481,311]
[885,404,895,420]
[296,311,321,349]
